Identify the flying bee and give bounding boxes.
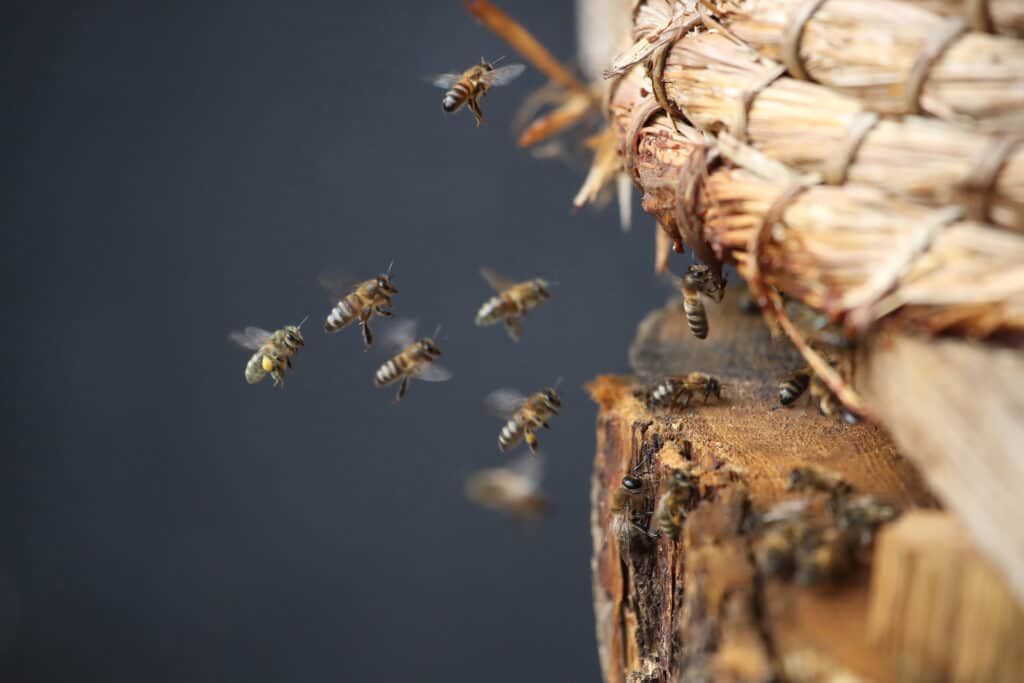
[465,453,549,521]
[474,267,552,342]
[635,372,722,412]
[778,367,812,406]
[373,320,452,403]
[229,319,306,387]
[485,385,561,454]
[432,59,526,126]
[651,467,699,540]
[675,264,726,340]
[319,265,398,350]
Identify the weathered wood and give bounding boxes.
[857,335,1024,608]
[589,288,937,682]
[868,511,1024,683]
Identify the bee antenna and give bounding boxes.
[553,376,564,390]
[297,315,309,328]
[432,323,443,340]
[386,260,394,276]
[492,55,507,65]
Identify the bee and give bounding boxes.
[485,385,561,454]
[651,467,699,539]
[319,265,398,350]
[778,367,812,406]
[677,264,726,340]
[610,473,657,558]
[836,495,900,547]
[373,320,451,403]
[635,372,722,411]
[809,375,860,424]
[432,59,526,126]
[793,526,853,586]
[474,267,552,342]
[229,319,306,387]
[788,466,853,501]
[465,453,549,521]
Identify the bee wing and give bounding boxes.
[506,451,544,486]
[317,270,359,301]
[228,326,273,351]
[484,388,529,417]
[480,267,518,293]
[413,363,452,383]
[381,318,418,351]
[430,73,463,89]
[480,63,526,87]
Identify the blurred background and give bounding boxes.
[4,1,669,680]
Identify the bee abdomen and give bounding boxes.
[683,297,708,339]
[475,296,506,326]
[649,381,676,407]
[443,83,470,112]
[498,419,523,451]
[244,353,266,384]
[779,373,811,406]
[325,298,357,332]
[375,358,402,387]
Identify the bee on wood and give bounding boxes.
[652,467,699,540]
[319,265,398,350]
[373,320,451,403]
[474,267,552,342]
[836,495,900,547]
[793,526,853,586]
[635,372,722,411]
[229,319,306,387]
[809,374,860,424]
[778,367,812,406]
[465,453,549,521]
[610,472,658,558]
[485,385,561,454]
[677,264,726,340]
[432,59,526,126]
[788,466,854,515]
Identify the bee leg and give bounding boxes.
[525,430,539,453]
[504,318,522,342]
[468,97,484,126]
[360,315,373,350]
[394,377,409,404]
[375,305,393,318]
[287,358,293,369]
[542,422,551,429]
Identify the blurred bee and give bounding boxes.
[788,466,853,500]
[485,385,561,453]
[229,319,306,387]
[753,520,804,579]
[836,495,900,547]
[432,59,526,126]
[809,375,860,424]
[652,467,699,540]
[676,264,726,340]
[373,320,451,403]
[319,265,398,350]
[465,453,549,521]
[635,372,722,411]
[793,526,853,586]
[474,267,552,342]
[778,367,812,406]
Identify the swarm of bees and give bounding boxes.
[747,466,900,586]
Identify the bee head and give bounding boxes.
[282,324,305,348]
[418,338,442,358]
[541,388,561,411]
[534,279,552,299]
[705,377,721,400]
[787,468,808,491]
[376,274,398,295]
[621,476,644,493]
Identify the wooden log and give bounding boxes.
[868,511,1024,683]
[589,287,937,682]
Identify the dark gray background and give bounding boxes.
[4,2,669,680]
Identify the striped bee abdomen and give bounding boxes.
[498,416,524,451]
[648,380,677,408]
[374,357,405,387]
[244,352,266,384]
[325,297,358,332]
[779,371,811,406]
[443,82,471,112]
[475,295,515,326]
[683,294,708,340]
